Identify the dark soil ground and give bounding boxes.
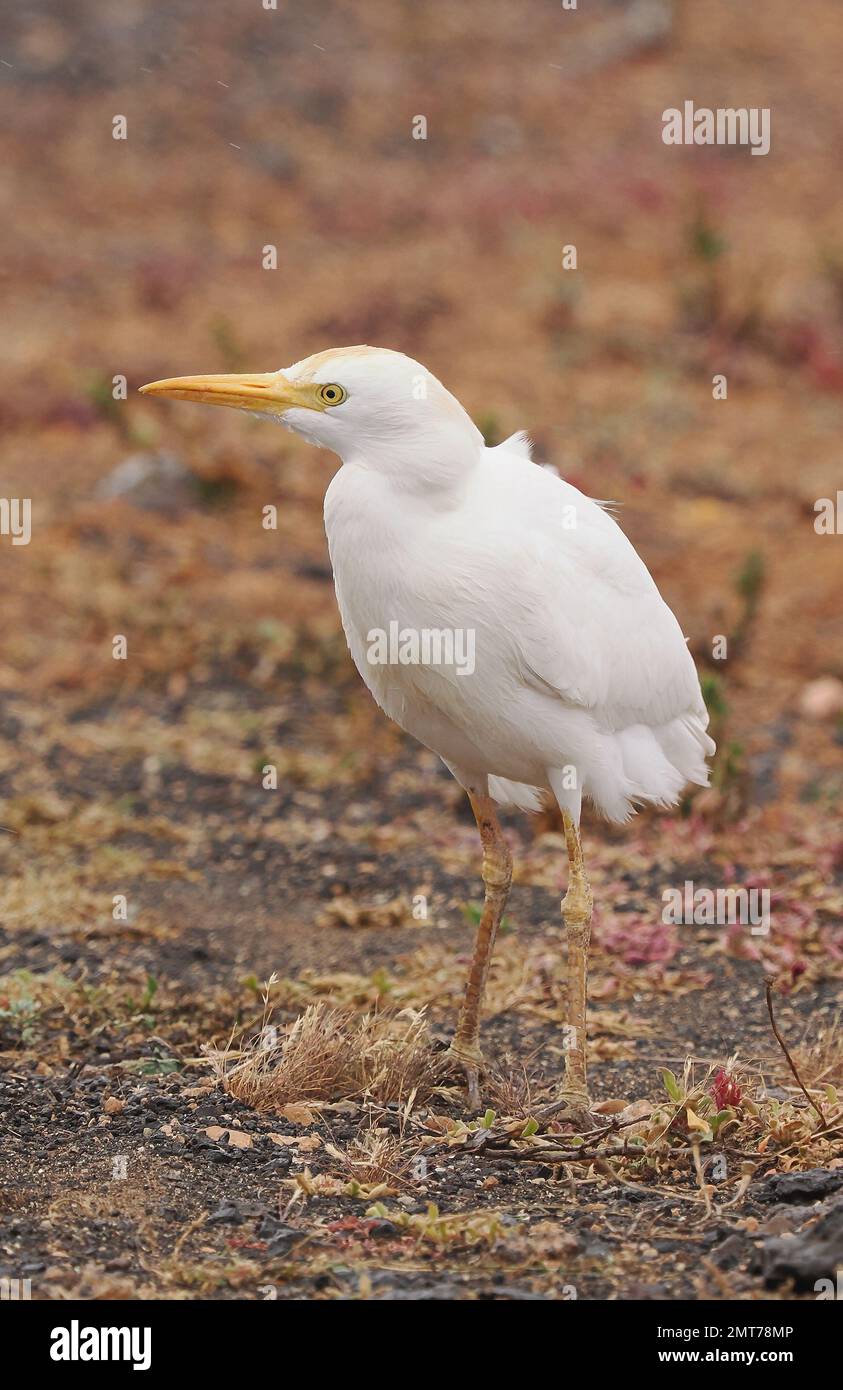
[0,662,841,1300]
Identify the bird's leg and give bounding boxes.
[447,791,512,1110]
[557,811,593,1113]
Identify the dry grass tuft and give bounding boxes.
[208,996,440,1112]
[795,1011,843,1093]
[326,1121,420,1192]
[483,1058,551,1119]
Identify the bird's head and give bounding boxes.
[140,346,482,482]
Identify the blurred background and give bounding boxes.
[1,0,841,974]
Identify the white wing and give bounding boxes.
[465,447,708,735]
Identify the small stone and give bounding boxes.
[756,1169,843,1204]
[762,1198,843,1288]
[95,451,199,512]
[798,676,843,721]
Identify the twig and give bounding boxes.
[691,1142,712,1218]
[765,978,827,1128]
[469,1101,654,1162]
[485,1143,631,1163]
[171,1210,208,1261]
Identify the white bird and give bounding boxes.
[140,347,714,1113]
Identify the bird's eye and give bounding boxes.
[317,383,347,406]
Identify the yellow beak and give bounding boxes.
[138,371,318,414]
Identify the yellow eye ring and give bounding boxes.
[317,383,347,406]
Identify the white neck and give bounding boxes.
[342,415,483,500]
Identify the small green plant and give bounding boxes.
[700,673,728,724]
[136,1056,182,1075]
[365,1200,505,1248]
[477,413,503,448]
[735,549,765,626]
[370,968,393,998]
[690,211,727,264]
[713,739,744,788]
[138,975,159,1011]
[0,981,42,1045]
[460,901,513,935]
[662,1067,684,1102]
[678,210,728,331]
[86,374,152,446]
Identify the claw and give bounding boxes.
[444,1041,485,1112]
[541,1090,599,1132]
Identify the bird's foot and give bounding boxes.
[443,1040,485,1112]
[542,1087,600,1132]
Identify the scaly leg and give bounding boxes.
[557,810,593,1110]
[446,791,512,1110]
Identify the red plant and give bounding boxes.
[710,1067,742,1110]
[597,914,678,967]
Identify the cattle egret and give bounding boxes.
[140,347,714,1114]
